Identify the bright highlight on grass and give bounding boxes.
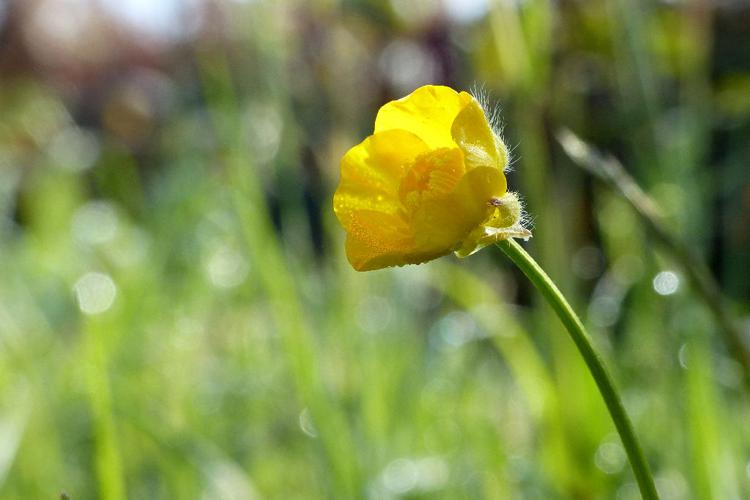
[335,85,659,499]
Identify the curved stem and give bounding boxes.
[496,239,659,500]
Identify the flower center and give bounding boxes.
[398,148,463,212]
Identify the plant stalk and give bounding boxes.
[497,239,659,499]
[557,128,750,388]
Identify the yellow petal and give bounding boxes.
[346,233,446,271]
[333,129,427,230]
[374,85,473,149]
[451,98,508,171]
[345,162,508,271]
[335,84,529,271]
[411,165,507,254]
[343,209,415,271]
[398,147,465,211]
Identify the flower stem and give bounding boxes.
[496,239,659,499]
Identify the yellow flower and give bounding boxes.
[333,85,530,271]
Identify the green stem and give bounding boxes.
[496,239,659,500]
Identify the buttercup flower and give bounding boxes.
[334,85,530,271]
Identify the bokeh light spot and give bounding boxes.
[678,344,689,369]
[298,408,317,438]
[245,102,283,165]
[383,458,418,495]
[379,40,437,95]
[74,272,117,315]
[652,271,680,296]
[432,311,477,347]
[590,296,621,328]
[594,441,626,474]
[356,295,393,334]
[205,245,249,289]
[443,0,488,24]
[98,0,204,43]
[47,127,100,172]
[72,201,118,245]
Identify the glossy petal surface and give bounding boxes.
[334,129,427,230]
[374,85,472,149]
[451,99,506,170]
[334,85,527,271]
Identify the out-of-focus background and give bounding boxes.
[1,0,749,498]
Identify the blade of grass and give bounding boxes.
[194,44,361,496]
[557,128,750,387]
[429,263,554,420]
[685,329,727,499]
[84,317,126,500]
[429,263,578,486]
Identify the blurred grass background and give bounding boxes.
[1,0,749,498]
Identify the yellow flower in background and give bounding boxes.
[334,85,530,271]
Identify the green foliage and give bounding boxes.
[0,1,749,498]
